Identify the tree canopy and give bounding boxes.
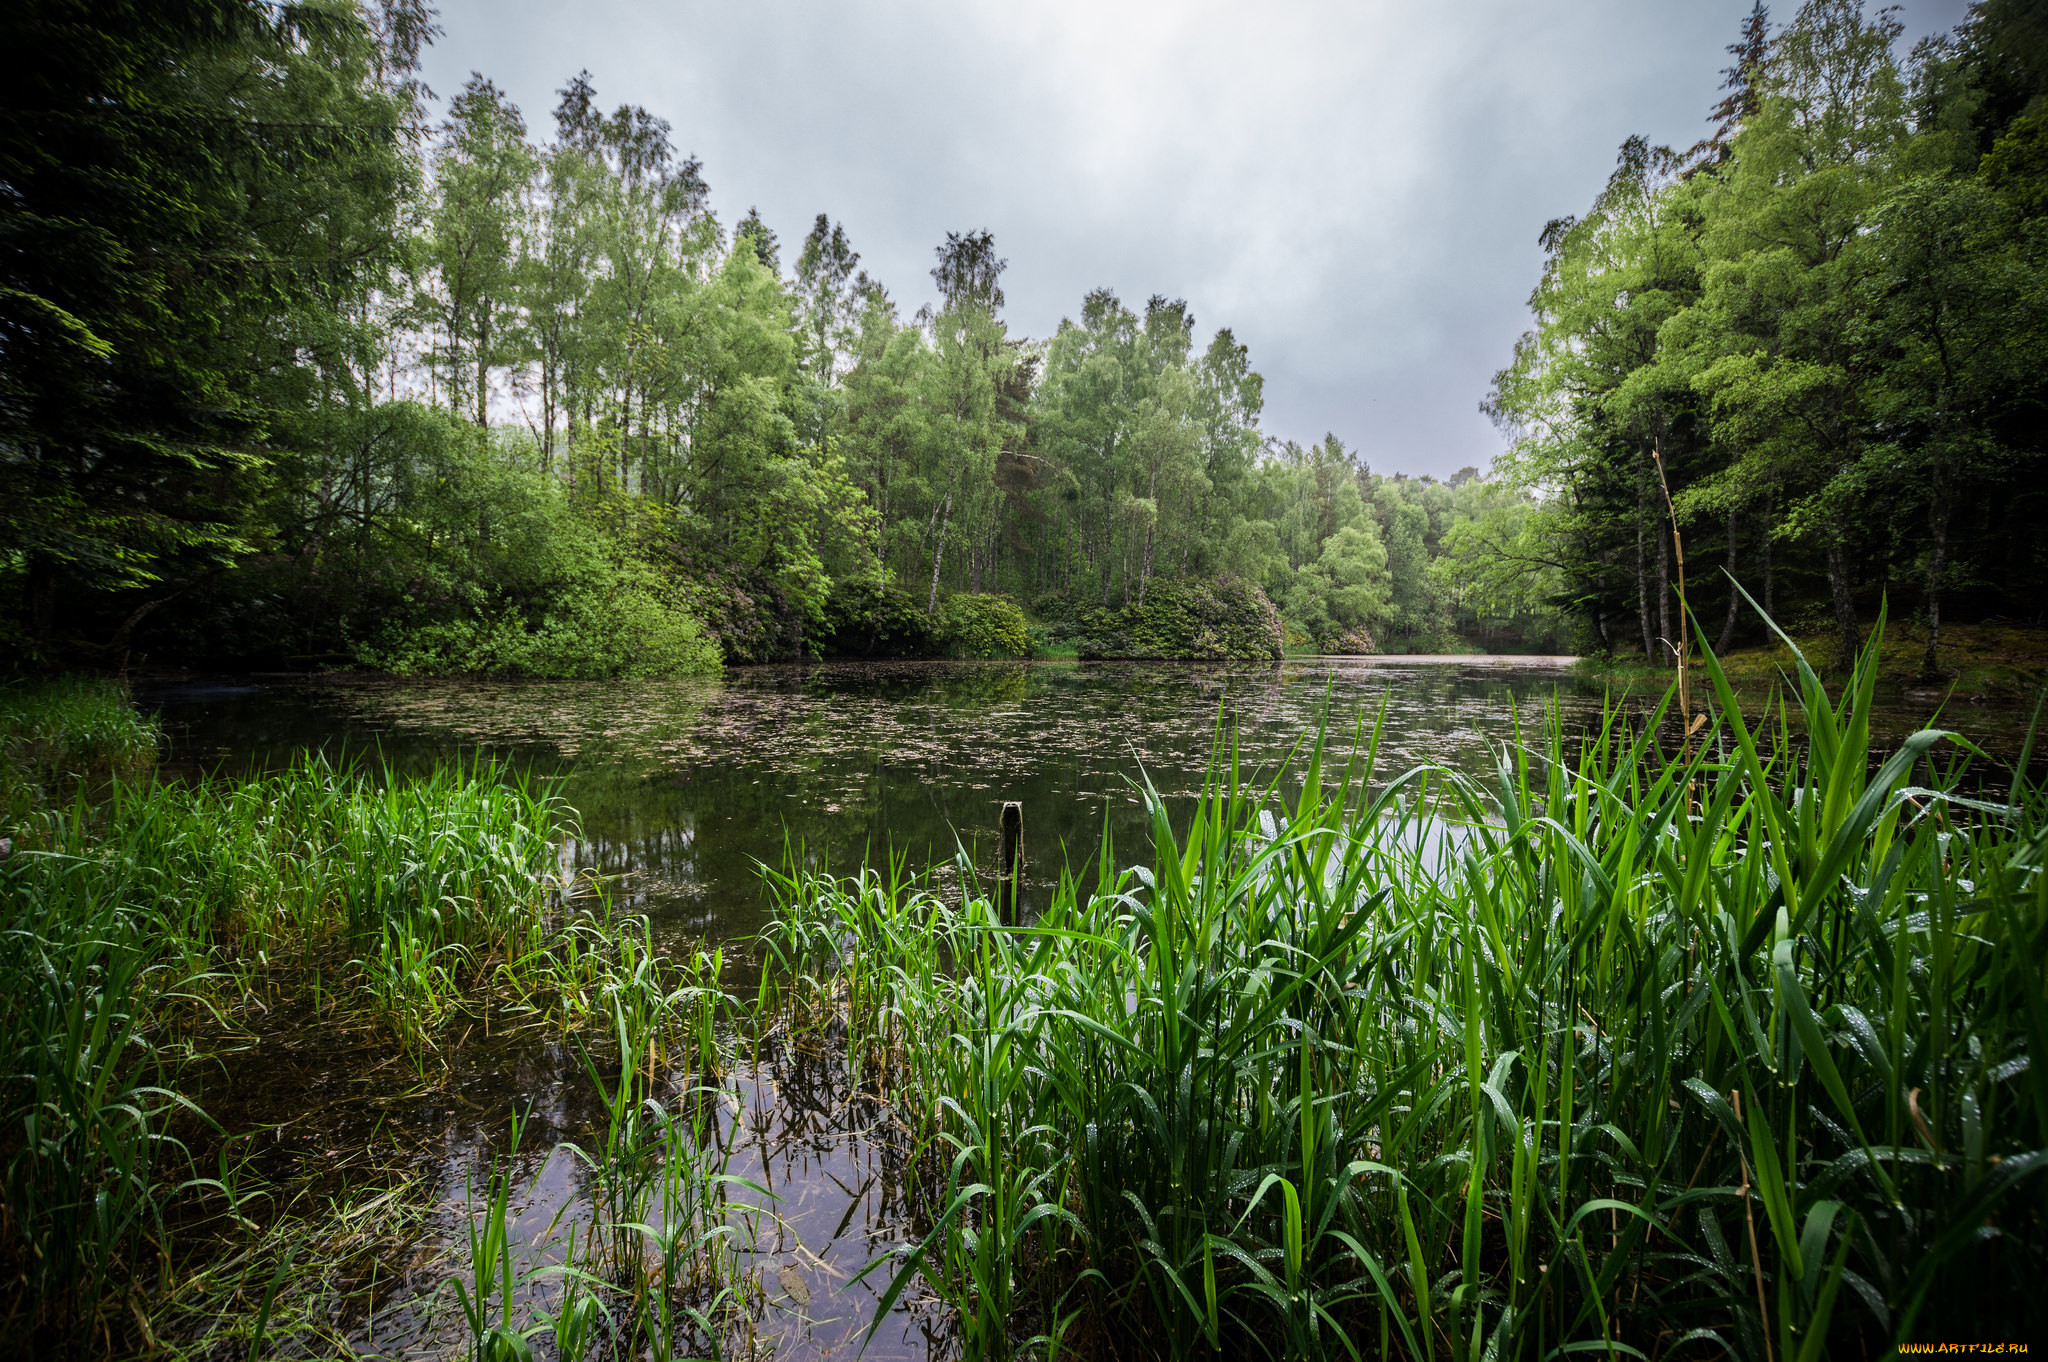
[1488,0,2048,672]
[20,0,2032,676]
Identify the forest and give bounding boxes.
[1490,0,2048,676]
[2,0,1583,679]
[6,3,2046,680]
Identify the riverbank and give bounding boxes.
[1574,619,2048,703]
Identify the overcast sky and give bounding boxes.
[419,0,1971,480]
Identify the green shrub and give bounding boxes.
[940,593,1032,659]
[1062,576,1284,661]
[677,560,823,664]
[1321,623,1379,654]
[360,549,719,679]
[820,579,942,657]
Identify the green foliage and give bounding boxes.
[1284,523,1390,651]
[360,549,719,680]
[1490,0,2048,672]
[767,622,2048,1356]
[0,3,1644,674]
[1056,575,1284,661]
[680,566,815,665]
[2,3,1570,671]
[217,402,720,678]
[0,0,419,661]
[1981,94,2048,215]
[1429,478,1575,652]
[819,579,941,658]
[0,678,160,808]
[939,593,1032,659]
[0,750,578,1341]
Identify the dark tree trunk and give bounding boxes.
[25,552,57,649]
[1636,491,1654,661]
[1658,524,1673,667]
[927,492,952,616]
[1826,534,1859,672]
[476,308,491,427]
[1716,510,1740,654]
[1762,494,1775,620]
[1923,457,1950,679]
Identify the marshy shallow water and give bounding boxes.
[145,658,1613,941]
[126,657,2040,1358]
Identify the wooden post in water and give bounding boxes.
[996,801,1024,923]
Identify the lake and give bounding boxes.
[147,656,1624,940]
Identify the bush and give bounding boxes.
[819,579,942,658]
[1322,624,1379,654]
[360,551,720,680]
[1061,576,1284,661]
[813,586,1031,661]
[940,593,1032,659]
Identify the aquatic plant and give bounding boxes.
[535,1269,613,1362]
[0,751,589,1347]
[0,886,210,1328]
[0,676,159,811]
[767,622,2048,1357]
[446,1107,549,1362]
[564,935,765,1359]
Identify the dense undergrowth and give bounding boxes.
[760,623,2047,1358]
[1575,620,2048,703]
[1033,576,1287,662]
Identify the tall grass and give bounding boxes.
[564,930,764,1359]
[0,752,591,1344]
[0,677,159,814]
[763,623,2047,1357]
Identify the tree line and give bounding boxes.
[1488,0,2048,674]
[1,0,1559,675]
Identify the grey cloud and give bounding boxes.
[422,0,1972,478]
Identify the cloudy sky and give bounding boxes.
[419,0,1970,479]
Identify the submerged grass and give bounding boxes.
[760,621,2048,1358]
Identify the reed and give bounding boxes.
[0,751,589,1346]
[2,686,777,1357]
[768,619,2047,1358]
[446,1107,551,1362]
[0,676,160,813]
[564,929,765,1360]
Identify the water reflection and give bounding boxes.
[144,656,2041,947]
[146,658,1610,943]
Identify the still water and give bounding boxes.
[149,655,2038,940]
[147,657,1601,943]
[130,657,2032,1358]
